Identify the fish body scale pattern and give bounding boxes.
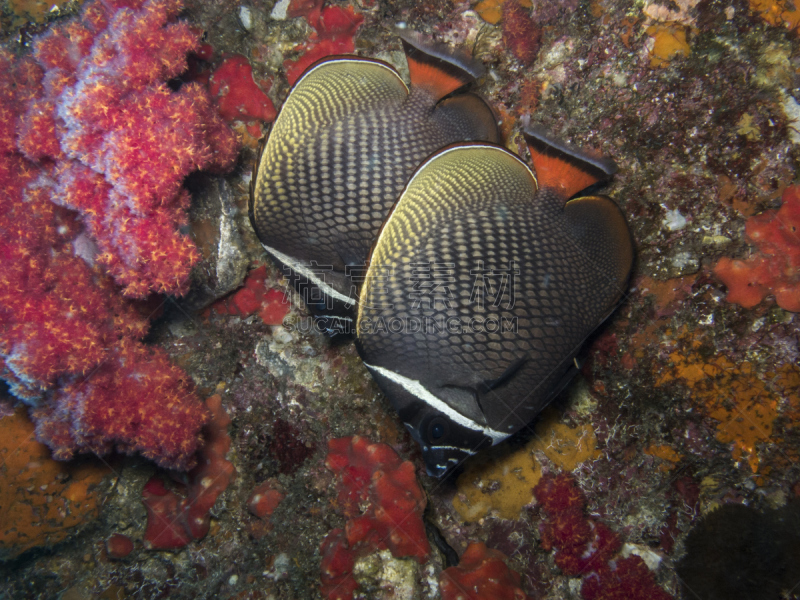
[358,147,625,431]
[252,61,487,276]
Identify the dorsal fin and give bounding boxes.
[399,30,483,101]
[523,125,617,200]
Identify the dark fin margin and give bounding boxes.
[399,30,483,100]
[564,194,634,294]
[523,124,617,200]
[436,93,501,144]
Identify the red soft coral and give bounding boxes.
[0,0,238,470]
[30,342,208,468]
[533,471,586,513]
[24,0,238,298]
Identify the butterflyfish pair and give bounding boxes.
[250,33,633,477]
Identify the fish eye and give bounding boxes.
[427,417,449,442]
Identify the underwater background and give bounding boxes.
[1,0,800,598]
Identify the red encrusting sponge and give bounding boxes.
[142,395,236,550]
[247,480,285,519]
[714,185,800,312]
[283,2,365,85]
[440,542,532,600]
[209,55,277,124]
[320,436,430,600]
[106,533,134,559]
[208,265,291,325]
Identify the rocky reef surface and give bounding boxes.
[1,0,799,598]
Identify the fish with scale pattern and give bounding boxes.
[249,31,499,334]
[355,127,634,477]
